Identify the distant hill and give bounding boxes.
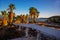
[49,16,60,18]
[46,16,60,24]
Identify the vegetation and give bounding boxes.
[8,4,15,23]
[15,14,29,23]
[29,7,40,22]
[0,26,25,40]
[8,3,15,11]
[0,3,60,40]
[46,16,60,24]
[29,7,39,18]
[0,4,40,24]
[1,10,7,16]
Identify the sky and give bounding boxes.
[0,0,60,18]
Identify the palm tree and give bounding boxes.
[25,14,29,23]
[8,3,15,12]
[1,10,7,16]
[8,3,15,23]
[29,7,39,22]
[22,15,25,23]
[37,11,39,17]
[1,10,8,26]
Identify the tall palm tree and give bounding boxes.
[8,3,15,12]
[29,7,39,22]
[8,3,15,23]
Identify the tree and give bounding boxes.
[1,10,7,15]
[8,3,15,12]
[8,3,15,23]
[1,10,8,26]
[29,7,40,22]
[25,14,29,23]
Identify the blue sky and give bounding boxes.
[0,0,60,18]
